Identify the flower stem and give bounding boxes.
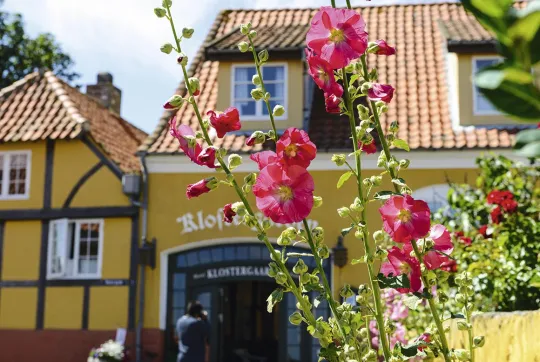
[410,241,451,362]
[345,0,352,9]
[342,68,392,361]
[164,2,316,327]
[247,35,279,142]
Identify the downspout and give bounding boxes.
[136,152,149,362]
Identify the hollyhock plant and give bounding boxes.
[367,83,395,103]
[250,151,279,170]
[306,49,343,97]
[276,127,317,168]
[407,224,453,270]
[306,6,368,69]
[379,195,431,243]
[369,39,396,56]
[197,147,218,168]
[207,107,241,138]
[186,177,217,199]
[380,246,422,293]
[359,140,377,154]
[252,163,314,224]
[169,118,203,164]
[222,203,236,223]
[415,333,431,352]
[325,93,341,113]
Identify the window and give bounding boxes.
[472,57,502,115]
[47,219,104,279]
[232,64,287,119]
[0,151,31,199]
[412,184,450,212]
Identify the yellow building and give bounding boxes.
[0,3,536,362]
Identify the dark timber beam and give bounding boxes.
[81,136,123,180]
[0,206,139,221]
[63,161,104,208]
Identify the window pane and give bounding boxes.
[7,154,27,195]
[173,291,186,307]
[235,100,256,116]
[177,254,187,267]
[198,249,211,264]
[265,83,284,98]
[249,246,261,260]
[474,59,500,113]
[79,241,89,256]
[89,241,99,256]
[234,84,256,99]
[263,66,284,81]
[224,246,235,260]
[173,273,186,289]
[211,248,223,262]
[234,67,256,81]
[187,251,199,266]
[262,99,284,115]
[237,246,248,259]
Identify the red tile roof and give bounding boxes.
[142,2,529,155]
[0,71,147,172]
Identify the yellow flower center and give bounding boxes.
[397,209,412,223]
[317,68,329,82]
[399,262,411,274]
[329,28,345,43]
[285,144,298,158]
[278,185,293,201]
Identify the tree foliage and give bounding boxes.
[0,2,79,89]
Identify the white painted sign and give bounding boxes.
[176,208,319,235]
[115,328,127,345]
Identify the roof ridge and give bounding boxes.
[0,72,41,100]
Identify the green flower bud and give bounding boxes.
[331,154,346,166]
[282,227,297,239]
[240,23,251,35]
[363,178,372,186]
[380,105,389,113]
[244,173,257,186]
[182,27,194,39]
[300,273,311,284]
[194,131,204,139]
[360,119,371,129]
[313,196,323,208]
[293,259,308,274]
[438,291,449,303]
[183,135,196,148]
[289,311,303,325]
[318,245,330,259]
[188,77,200,95]
[238,41,249,53]
[277,235,291,246]
[373,230,385,242]
[273,105,286,117]
[249,30,257,38]
[354,229,364,240]
[360,82,371,94]
[312,227,324,242]
[258,49,269,63]
[262,219,271,230]
[374,246,387,260]
[252,74,261,85]
[425,238,435,250]
[250,88,264,100]
[348,85,356,95]
[384,320,397,334]
[389,120,399,132]
[337,207,350,218]
[399,159,410,169]
[165,94,184,109]
[177,53,188,66]
[359,328,369,338]
[350,197,364,213]
[358,284,371,296]
[357,104,370,120]
[388,159,399,170]
[426,270,437,286]
[457,321,470,331]
[263,92,271,101]
[453,349,471,361]
[340,284,354,298]
[364,349,377,362]
[267,262,279,277]
[370,175,382,186]
[154,8,167,18]
[228,154,242,170]
[231,202,246,216]
[275,272,287,285]
[386,133,395,142]
[377,152,387,167]
[473,336,485,348]
[160,43,173,54]
[162,0,172,7]
[205,177,219,190]
[243,214,258,228]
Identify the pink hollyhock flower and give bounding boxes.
[487,190,514,205]
[245,134,256,147]
[222,204,236,223]
[306,6,368,69]
[306,49,343,97]
[491,206,502,224]
[169,117,203,164]
[186,177,217,199]
[381,246,422,293]
[440,259,458,273]
[197,147,218,169]
[250,151,279,171]
[371,39,396,56]
[367,83,395,103]
[359,141,377,154]
[252,163,314,224]
[405,224,453,270]
[325,93,341,113]
[276,128,317,168]
[379,195,431,243]
[501,198,518,213]
[416,333,431,351]
[207,107,241,138]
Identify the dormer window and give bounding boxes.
[232,64,287,120]
[0,150,31,199]
[472,57,502,115]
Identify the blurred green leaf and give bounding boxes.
[514,129,540,157]
[393,138,410,152]
[460,0,513,37]
[337,171,353,189]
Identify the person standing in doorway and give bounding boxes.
[176,301,210,362]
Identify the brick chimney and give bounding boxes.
[86,72,122,114]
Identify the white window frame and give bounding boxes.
[412,184,451,212]
[230,62,288,121]
[472,56,503,116]
[46,218,104,280]
[0,150,31,200]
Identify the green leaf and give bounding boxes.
[460,0,512,38]
[162,0,172,8]
[374,191,399,200]
[529,273,540,288]
[475,64,540,121]
[451,313,466,319]
[393,138,410,152]
[392,178,407,187]
[509,1,540,64]
[341,225,354,236]
[513,129,540,158]
[403,295,422,310]
[351,258,363,265]
[398,342,419,358]
[337,171,353,189]
[377,273,411,290]
[266,288,283,313]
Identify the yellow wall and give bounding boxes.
[0,288,38,328]
[143,166,478,328]
[88,286,128,330]
[51,140,130,208]
[0,141,45,209]
[101,218,132,279]
[216,60,304,130]
[448,310,540,361]
[44,287,84,329]
[1,221,41,280]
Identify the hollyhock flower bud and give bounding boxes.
[289,311,303,325]
[258,49,269,63]
[249,30,257,38]
[222,203,237,223]
[357,104,370,120]
[350,197,363,212]
[163,95,184,109]
[273,105,286,117]
[318,245,330,259]
[473,336,485,347]
[277,235,292,246]
[188,77,200,96]
[177,53,188,65]
[368,39,397,56]
[453,350,470,362]
[250,88,264,100]
[244,173,257,186]
[313,196,323,208]
[238,41,249,53]
[340,284,354,298]
[186,177,217,199]
[170,117,213,167]
[182,27,194,39]
[381,246,423,293]
[197,147,218,168]
[276,128,317,168]
[227,154,242,170]
[240,23,251,35]
[416,333,431,351]
[207,107,241,138]
[367,83,395,103]
[306,6,368,69]
[399,159,410,169]
[245,131,265,147]
[337,207,350,218]
[251,74,261,86]
[250,151,279,170]
[293,259,308,275]
[324,93,341,114]
[231,202,246,216]
[331,154,346,166]
[161,43,173,54]
[379,195,431,243]
[154,8,167,17]
[373,230,384,242]
[252,163,314,224]
[306,49,343,97]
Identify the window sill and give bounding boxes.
[46,275,102,281]
[238,116,288,122]
[0,194,30,201]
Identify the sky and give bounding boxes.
[3,0,456,133]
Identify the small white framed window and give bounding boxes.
[472,56,502,115]
[47,219,104,279]
[0,150,31,199]
[412,184,450,212]
[231,63,287,120]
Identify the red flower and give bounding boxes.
[222,204,236,223]
[276,128,317,168]
[416,333,431,352]
[250,151,279,171]
[359,140,377,154]
[325,93,342,113]
[501,199,518,213]
[306,49,343,97]
[246,135,256,147]
[379,195,431,243]
[487,190,514,205]
[252,163,314,224]
[491,206,503,224]
[207,107,241,138]
[372,39,396,56]
[169,117,202,164]
[197,147,218,169]
[459,237,472,246]
[405,224,453,270]
[306,6,368,69]
[367,83,395,103]
[454,231,464,238]
[380,246,422,294]
[186,177,217,199]
[440,259,458,273]
[478,225,491,238]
